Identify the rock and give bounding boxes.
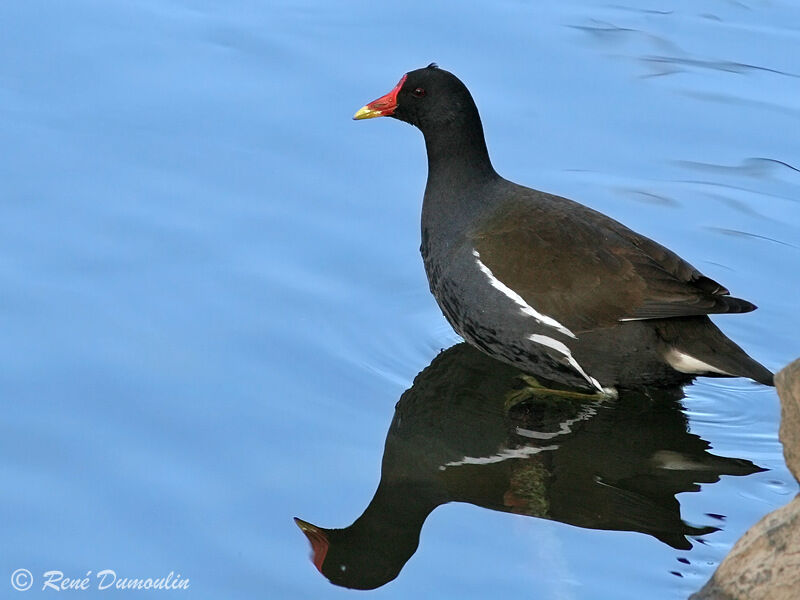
[775,359,800,482]
[691,358,800,600]
[690,496,800,600]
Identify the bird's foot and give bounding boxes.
[504,375,615,411]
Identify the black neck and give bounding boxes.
[353,480,439,536]
[422,104,498,186]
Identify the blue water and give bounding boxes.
[1,1,798,598]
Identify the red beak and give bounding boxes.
[353,74,407,120]
[294,517,330,572]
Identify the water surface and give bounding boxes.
[1,1,798,598]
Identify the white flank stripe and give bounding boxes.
[472,250,576,338]
[515,403,599,440]
[440,444,560,470]
[529,334,604,392]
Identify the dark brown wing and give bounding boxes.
[620,232,755,319]
[470,193,755,333]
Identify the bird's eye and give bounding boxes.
[412,87,426,98]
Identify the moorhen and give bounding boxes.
[295,343,763,589]
[354,64,773,391]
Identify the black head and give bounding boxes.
[294,516,417,590]
[353,64,480,131]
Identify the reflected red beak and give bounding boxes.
[353,74,407,120]
[294,517,330,572]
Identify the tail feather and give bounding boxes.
[657,317,774,386]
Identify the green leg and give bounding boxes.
[504,375,615,411]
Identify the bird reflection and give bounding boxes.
[295,343,763,590]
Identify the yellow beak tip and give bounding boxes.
[353,105,381,120]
